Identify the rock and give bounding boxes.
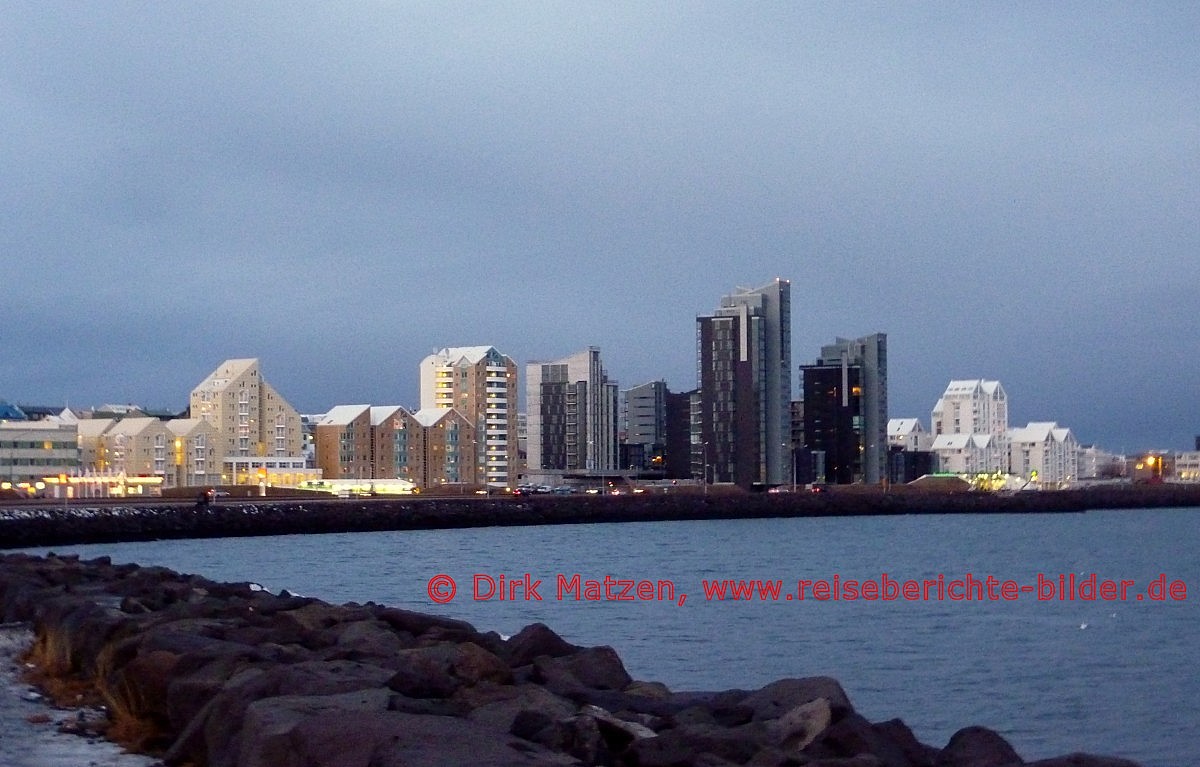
[626,722,765,766]
[873,720,939,767]
[625,680,673,699]
[330,618,409,659]
[0,553,1148,767]
[934,726,1024,767]
[803,712,913,767]
[469,683,577,734]
[374,606,478,638]
[741,677,855,722]
[386,642,512,698]
[1024,757,1142,767]
[504,622,581,667]
[234,688,393,767]
[770,697,832,751]
[533,645,632,693]
[175,661,396,767]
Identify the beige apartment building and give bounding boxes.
[165,417,221,487]
[419,346,518,488]
[189,358,304,459]
[100,417,174,478]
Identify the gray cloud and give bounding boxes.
[2,2,1197,450]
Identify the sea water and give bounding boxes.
[23,507,1199,767]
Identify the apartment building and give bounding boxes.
[526,347,619,480]
[800,334,888,485]
[409,408,476,489]
[189,358,304,459]
[929,433,1006,475]
[419,347,518,488]
[695,279,792,488]
[1007,422,1080,486]
[165,418,221,487]
[315,405,375,481]
[930,379,1009,474]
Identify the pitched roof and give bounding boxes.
[106,417,162,437]
[165,418,210,436]
[1009,422,1059,444]
[318,405,370,426]
[931,433,997,450]
[412,407,467,427]
[370,406,407,426]
[888,418,923,436]
[76,419,116,438]
[193,359,259,392]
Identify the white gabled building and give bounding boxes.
[929,379,1010,475]
[930,433,1007,474]
[888,418,932,451]
[1008,422,1080,487]
[932,380,1008,437]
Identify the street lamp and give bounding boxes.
[703,441,709,495]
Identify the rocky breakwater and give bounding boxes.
[0,553,1141,767]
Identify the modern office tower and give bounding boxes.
[419,346,519,488]
[526,347,619,476]
[621,380,667,471]
[800,334,888,485]
[663,389,695,480]
[189,358,304,458]
[694,279,792,488]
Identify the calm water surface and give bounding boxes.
[27,508,1199,767]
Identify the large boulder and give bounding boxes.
[740,677,854,723]
[802,712,915,767]
[934,726,1023,767]
[532,646,632,694]
[386,642,512,698]
[504,622,581,667]
[1024,757,1141,767]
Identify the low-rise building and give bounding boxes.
[1007,422,1080,487]
[0,421,79,492]
[931,433,1006,475]
[1174,451,1200,482]
[888,418,933,451]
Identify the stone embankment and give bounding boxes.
[2,483,1198,550]
[0,553,1143,767]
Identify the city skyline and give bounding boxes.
[3,4,1196,452]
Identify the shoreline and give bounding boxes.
[2,483,1198,551]
[0,623,157,767]
[0,552,1144,767]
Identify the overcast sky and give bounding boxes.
[2,2,1197,452]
